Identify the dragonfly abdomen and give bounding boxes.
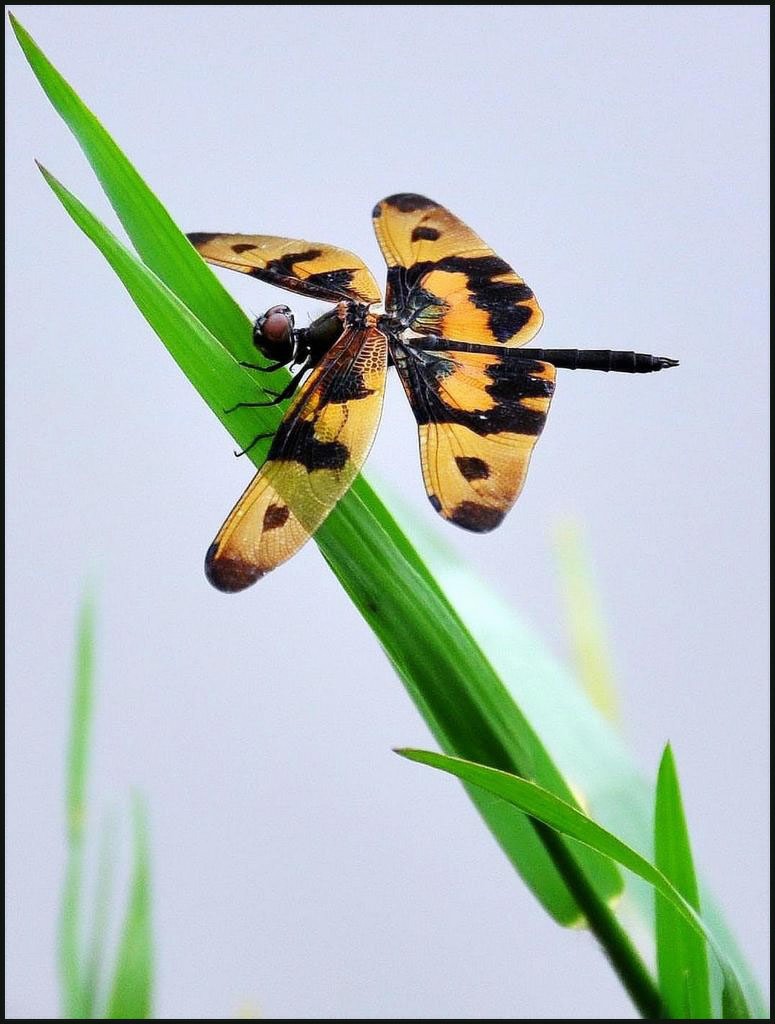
[527,349,678,373]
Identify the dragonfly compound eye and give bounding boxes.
[254,305,295,362]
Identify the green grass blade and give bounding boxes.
[58,593,96,1018]
[35,161,626,935]
[35,163,264,440]
[106,796,153,1019]
[17,23,626,924]
[398,496,769,1019]
[398,748,752,1019]
[9,11,251,360]
[655,744,713,1018]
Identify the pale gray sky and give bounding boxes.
[6,6,769,1019]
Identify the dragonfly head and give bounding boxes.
[253,305,296,364]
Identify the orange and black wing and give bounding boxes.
[392,342,555,531]
[187,232,381,305]
[372,194,543,346]
[206,320,388,590]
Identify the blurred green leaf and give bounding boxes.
[65,594,95,843]
[655,744,712,1018]
[106,797,153,1019]
[554,520,619,724]
[83,813,116,1017]
[58,594,95,1018]
[57,590,153,1018]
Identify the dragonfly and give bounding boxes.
[188,193,677,591]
